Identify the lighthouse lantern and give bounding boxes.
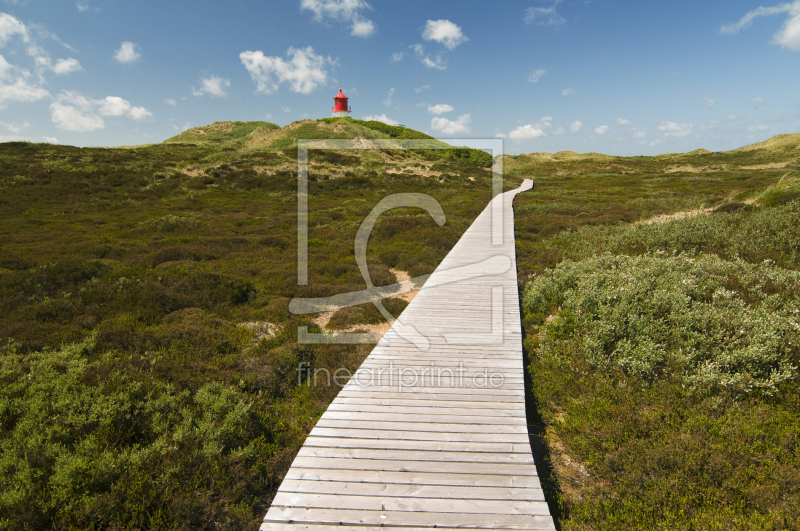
[332,88,351,117]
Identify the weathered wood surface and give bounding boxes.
[262,179,555,530]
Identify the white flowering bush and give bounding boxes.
[523,253,800,396]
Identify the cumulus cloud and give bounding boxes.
[632,128,647,139]
[192,76,230,97]
[431,113,471,134]
[704,96,715,109]
[562,87,575,96]
[721,1,800,51]
[753,96,765,107]
[49,91,152,131]
[0,77,50,108]
[554,126,566,135]
[0,13,29,47]
[362,114,399,125]
[422,19,468,50]
[383,87,394,106]
[76,1,89,11]
[114,42,141,63]
[240,46,329,94]
[427,103,453,115]
[658,121,693,137]
[494,132,507,138]
[42,136,58,143]
[35,56,82,74]
[509,124,546,139]
[414,84,429,93]
[300,0,376,37]
[164,98,176,106]
[651,139,661,146]
[570,120,582,133]
[748,124,770,132]
[524,0,565,26]
[617,118,630,125]
[595,125,609,134]
[528,68,546,83]
[391,52,403,62]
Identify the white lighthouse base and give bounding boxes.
[332,111,351,117]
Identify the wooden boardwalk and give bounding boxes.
[262,179,554,530]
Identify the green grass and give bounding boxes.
[1,122,799,530]
[0,121,502,530]
[511,137,800,530]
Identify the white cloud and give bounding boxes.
[362,114,399,125]
[617,118,630,125]
[35,56,82,75]
[0,120,27,133]
[114,42,141,63]
[282,106,291,112]
[494,132,507,138]
[726,114,739,121]
[50,101,104,131]
[391,52,403,62]
[0,77,50,108]
[570,120,582,133]
[554,126,566,135]
[42,136,58,143]
[164,98,176,106]
[240,46,329,94]
[76,1,89,11]
[351,18,374,36]
[632,128,646,139]
[704,96,715,109]
[524,0,565,26]
[0,13,28,47]
[409,44,446,69]
[595,125,609,134]
[49,91,151,131]
[658,121,693,137]
[651,139,661,146]
[753,96,765,107]
[300,0,376,37]
[721,1,800,52]
[431,113,471,134]
[509,124,546,139]
[427,103,453,115]
[421,55,446,70]
[748,124,770,132]
[700,120,720,131]
[541,116,553,122]
[562,87,575,96]
[192,75,230,97]
[414,84,429,93]
[127,106,152,121]
[422,19,468,50]
[383,87,394,106]
[528,68,546,83]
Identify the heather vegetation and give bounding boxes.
[512,134,800,530]
[1,119,799,530]
[0,119,496,530]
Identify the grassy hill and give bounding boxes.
[0,124,799,530]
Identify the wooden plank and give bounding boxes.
[295,446,535,464]
[308,427,531,444]
[282,468,542,488]
[263,508,553,529]
[313,419,530,435]
[275,479,545,501]
[270,492,549,515]
[289,457,537,476]
[303,436,532,453]
[319,411,527,425]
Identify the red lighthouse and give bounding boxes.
[332,88,351,117]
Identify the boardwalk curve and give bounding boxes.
[262,179,554,530]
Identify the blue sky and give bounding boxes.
[0,0,798,155]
